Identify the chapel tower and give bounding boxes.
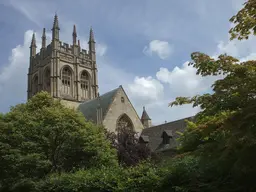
[27,14,98,108]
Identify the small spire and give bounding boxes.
[72,25,77,45]
[41,28,46,49]
[52,13,60,30]
[78,39,80,47]
[89,27,95,42]
[141,106,151,120]
[30,33,37,48]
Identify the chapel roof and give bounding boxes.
[141,116,195,152]
[78,87,119,123]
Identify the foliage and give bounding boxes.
[169,49,256,190]
[0,92,117,191]
[38,162,165,192]
[229,0,256,40]
[105,121,156,167]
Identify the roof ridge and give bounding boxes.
[145,116,195,130]
[81,87,119,105]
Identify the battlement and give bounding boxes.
[81,49,87,55]
[32,44,52,60]
[57,41,90,59]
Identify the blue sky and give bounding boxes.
[0,0,254,125]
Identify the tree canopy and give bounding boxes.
[0,92,117,191]
[230,0,256,40]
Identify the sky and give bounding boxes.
[0,0,254,125]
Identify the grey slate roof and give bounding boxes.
[139,135,149,143]
[78,87,119,123]
[161,130,173,137]
[141,116,195,152]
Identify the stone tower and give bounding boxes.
[27,14,98,108]
[141,106,152,128]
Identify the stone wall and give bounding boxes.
[103,87,144,133]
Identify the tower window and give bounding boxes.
[121,97,125,103]
[43,68,51,93]
[80,70,90,99]
[62,68,71,86]
[80,71,89,90]
[61,66,72,96]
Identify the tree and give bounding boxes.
[169,51,256,190]
[0,92,117,191]
[105,120,154,167]
[229,0,256,40]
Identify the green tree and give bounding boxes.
[105,121,155,167]
[0,92,117,191]
[230,0,256,40]
[169,52,256,191]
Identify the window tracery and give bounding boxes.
[61,67,72,96]
[80,70,90,99]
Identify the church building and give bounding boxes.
[27,14,193,153]
[27,14,150,133]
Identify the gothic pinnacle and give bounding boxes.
[89,27,95,42]
[73,25,77,36]
[42,28,46,48]
[52,13,60,41]
[73,25,77,45]
[52,13,60,30]
[30,33,37,48]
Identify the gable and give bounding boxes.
[103,86,144,133]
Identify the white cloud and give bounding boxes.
[156,62,220,97]
[128,76,164,104]
[214,36,256,62]
[143,40,173,60]
[0,30,33,111]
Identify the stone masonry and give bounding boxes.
[27,14,98,109]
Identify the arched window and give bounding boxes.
[43,68,51,93]
[61,66,72,96]
[32,75,38,96]
[80,70,90,100]
[116,114,134,142]
[116,114,134,132]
